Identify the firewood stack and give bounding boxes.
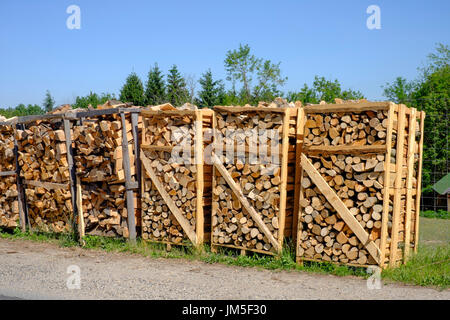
[16,120,73,233]
[0,125,19,228]
[212,109,295,254]
[141,150,197,243]
[73,112,137,238]
[141,109,212,246]
[297,154,386,265]
[304,111,389,147]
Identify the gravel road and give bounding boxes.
[0,238,448,300]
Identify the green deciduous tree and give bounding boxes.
[197,70,225,108]
[166,65,189,106]
[43,90,55,113]
[120,72,145,106]
[382,77,415,104]
[0,104,45,118]
[145,64,166,105]
[224,44,286,104]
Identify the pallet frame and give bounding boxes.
[210,106,299,256]
[140,108,213,248]
[295,102,425,269]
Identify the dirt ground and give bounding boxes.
[0,238,448,300]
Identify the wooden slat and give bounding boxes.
[141,109,198,117]
[120,112,136,241]
[211,114,219,246]
[0,170,16,177]
[380,103,396,267]
[277,109,290,248]
[76,176,85,240]
[140,152,197,245]
[303,102,390,113]
[214,106,288,113]
[414,111,426,253]
[195,111,204,246]
[390,104,407,267]
[300,153,381,264]
[23,180,69,190]
[13,125,27,232]
[211,154,281,253]
[404,108,417,262]
[63,119,78,233]
[303,145,387,154]
[292,107,304,241]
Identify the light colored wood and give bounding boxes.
[403,108,416,262]
[214,106,288,114]
[195,111,204,247]
[380,103,395,267]
[390,104,406,267]
[23,180,69,190]
[293,107,304,241]
[140,152,197,245]
[76,176,85,240]
[303,145,387,154]
[413,111,425,253]
[303,102,390,113]
[212,153,281,253]
[300,153,380,264]
[277,110,290,248]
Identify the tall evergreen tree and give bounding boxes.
[43,90,55,113]
[197,70,225,108]
[166,65,189,106]
[119,72,145,106]
[145,64,166,105]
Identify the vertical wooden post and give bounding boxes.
[195,110,204,247]
[13,124,27,232]
[131,112,141,233]
[413,111,425,253]
[277,108,290,252]
[63,118,78,234]
[292,107,304,242]
[403,108,417,262]
[390,104,406,267]
[211,111,219,249]
[379,103,395,267]
[120,112,136,242]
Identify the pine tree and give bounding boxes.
[145,64,166,105]
[43,90,55,113]
[166,65,189,106]
[119,72,145,106]
[197,70,225,108]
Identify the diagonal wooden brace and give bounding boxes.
[212,154,281,253]
[300,154,381,265]
[140,151,198,246]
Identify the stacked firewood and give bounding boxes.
[143,115,195,147]
[141,150,197,243]
[298,154,388,265]
[73,113,136,237]
[0,125,19,228]
[304,111,389,147]
[212,111,286,253]
[16,121,72,233]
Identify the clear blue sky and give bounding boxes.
[0,0,449,107]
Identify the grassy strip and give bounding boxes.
[0,227,367,278]
[382,245,450,289]
[420,210,450,219]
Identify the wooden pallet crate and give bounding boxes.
[295,102,425,268]
[140,108,213,248]
[0,122,26,230]
[211,106,301,255]
[14,114,77,234]
[70,106,141,240]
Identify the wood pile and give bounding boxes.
[0,125,20,228]
[296,102,425,268]
[16,119,73,233]
[211,106,299,255]
[140,108,212,247]
[72,110,139,238]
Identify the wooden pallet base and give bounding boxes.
[296,256,380,270]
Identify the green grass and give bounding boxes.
[420,210,450,219]
[382,245,450,289]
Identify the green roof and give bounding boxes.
[433,173,450,195]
